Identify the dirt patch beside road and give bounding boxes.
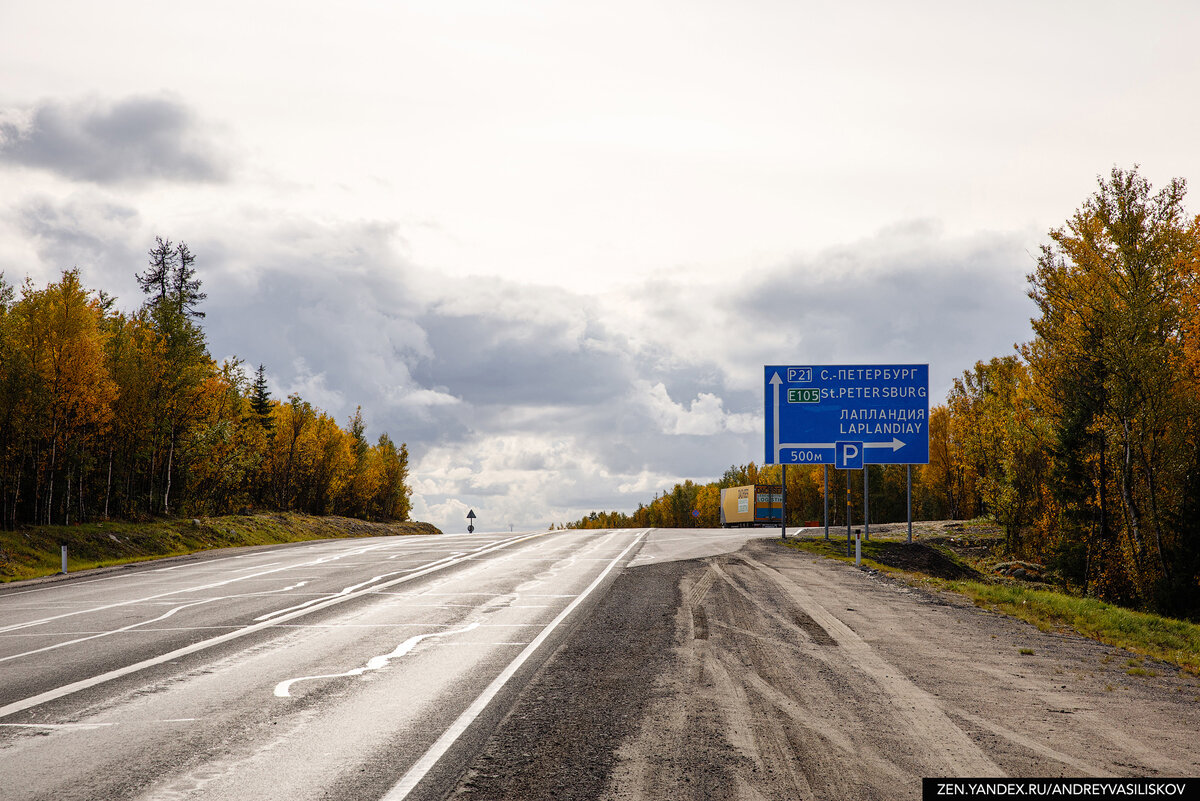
[865,541,984,580]
[449,539,1200,800]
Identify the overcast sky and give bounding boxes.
[2,1,1198,533]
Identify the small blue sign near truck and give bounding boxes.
[764,364,930,467]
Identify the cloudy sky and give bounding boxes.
[2,1,1198,533]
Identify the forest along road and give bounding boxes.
[3,530,1198,801]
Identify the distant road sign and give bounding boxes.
[764,364,929,466]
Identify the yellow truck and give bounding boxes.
[719,484,783,527]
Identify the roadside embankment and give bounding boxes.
[784,524,1200,674]
[0,512,442,583]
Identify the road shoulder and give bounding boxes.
[447,539,1200,800]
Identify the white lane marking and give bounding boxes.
[0,717,199,731]
[0,532,549,720]
[0,722,116,730]
[0,580,313,661]
[0,597,225,664]
[0,551,281,599]
[252,569,419,621]
[0,536,529,634]
[0,543,394,634]
[412,592,579,598]
[382,529,649,801]
[274,622,482,697]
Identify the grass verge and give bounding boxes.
[944,579,1200,674]
[0,513,442,583]
[782,534,1200,675]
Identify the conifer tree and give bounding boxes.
[250,364,273,432]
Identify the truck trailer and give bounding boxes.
[719,484,783,527]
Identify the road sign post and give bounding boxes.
[846,469,853,557]
[907,464,913,544]
[764,365,929,467]
[823,464,829,540]
[466,509,476,534]
[864,467,870,541]
[765,365,927,557]
[781,463,788,540]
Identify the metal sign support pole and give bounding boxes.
[823,464,829,540]
[846,469,853,557]
[781,463,788,540]
[907,464,913,544]
[864,467,870,541]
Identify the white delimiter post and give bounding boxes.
[60,544,67,574]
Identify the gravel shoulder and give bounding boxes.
[447,538,1200,800]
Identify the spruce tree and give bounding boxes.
[250,364,274,432]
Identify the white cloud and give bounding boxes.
[3,3,1195,535]
[0,183,1052,534]
[278,358,346,413]
[636,381,758,436]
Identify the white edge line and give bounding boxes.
[380,528,649,801]
[0,532,548,720]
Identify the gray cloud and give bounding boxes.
[2,194,1041,532]
[415,304,632,408]
[729,222,1038,400]
[14,193,145,297]
[0,96,229,185]
[199,220,1037,530]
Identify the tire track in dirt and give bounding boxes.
[445,538,1200,800]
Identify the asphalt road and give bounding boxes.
[7,527,1196,801]
[449,535,1200,801]
[0,527,773,801]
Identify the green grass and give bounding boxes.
[781,535,900,572]
[0,513,441,583]
[942,580,1200,674]
[781,533,1200,675]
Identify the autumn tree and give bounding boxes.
[0,244,412,529]
[1027,166,1200,608]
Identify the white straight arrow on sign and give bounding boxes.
[770,373,835,460]
[770,372,783,461]
[864,438,907,451]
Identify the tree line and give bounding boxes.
[572,167,1200,618]
[0,238,411,527]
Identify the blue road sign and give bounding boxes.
[764,364,929,466]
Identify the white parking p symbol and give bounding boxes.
[836,441,863,469]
